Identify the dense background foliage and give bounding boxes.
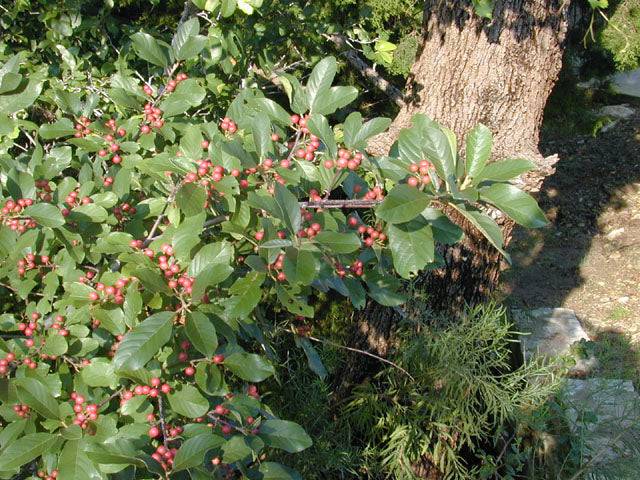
[0,0,636,479]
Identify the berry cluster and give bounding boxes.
[323,148,364,171]
[97,124,124,165]
[18,312,42,347]
[219,116,237,134]
[349,218,387,247]
[150,444,179,471]
[296,208,323,239]
[36,469,59,480]
[49,314,69,337]
[73,116,92,138]
[85,276,132,304]
[35,179,52,202]
[140,103,165,134]
[113,202,137,223]
[70,392,100,429]
[267,253,287,282]
[363,185,385,201]
[16,253,51,277]
[406,160,434,187]
[1,198,36,233]
[61,188,92,216]
[147,244,197,296]
[0,352,16,375]
[12,404,29,418]
[121,378,172,405]
[293,133,321,162]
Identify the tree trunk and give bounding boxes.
[339,2,573,472]
[364,0,571,312]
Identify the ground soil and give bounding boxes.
[500,106,640,343]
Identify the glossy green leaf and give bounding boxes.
[475,158,535,182]
[58,440,101,480]
[113,312,174,371]
[185,311,218,357]
[131,32,170,67]
[388,219,435,279]
[314,231,360,253]
[0,433,57,471]
[173,433,224,471]
[480,183,548,228]
[224,352,274,381]
[167,384,209,418]
[259,419,312,453]
[15,377,59,419]
[307,57,337,113]
[23,203,65,228]
[376,184,430,224]
[465,124,492,179]
[258,462,303,480]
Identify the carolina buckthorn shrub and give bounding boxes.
[0,10,547,479]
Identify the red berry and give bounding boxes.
[148,426,160,438]
[213,354,224,364]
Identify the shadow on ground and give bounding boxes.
[501,104,640,339]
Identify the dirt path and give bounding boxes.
[501,110,640,341]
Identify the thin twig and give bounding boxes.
[157,395,169,449]
[324,33,405,107]
[142,182,182,247]
[299,199,382,209]
[306,335,415,381]
[98,387,124,408]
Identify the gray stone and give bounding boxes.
[611,68,640,98]
[513,308,590,360]
[563,378,640,477]
[598,104,636,120]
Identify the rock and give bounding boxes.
[610,68,640,98]
[606,227,625,240]
[618,296,630,305]
[513,308,590,360]
[563,378,640,477]
[598,104,635,120]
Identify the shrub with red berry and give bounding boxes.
[0,11,547,480]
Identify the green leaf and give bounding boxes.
[423,124,456,184]
[0,419,26,450]
[160,79,206,117]
[70,204,109,223]
[167,384,209,418]
[366,273,406,306]
[172,212,205,262]
[58,440,101,480]
[23,203,65,228]
[344,113,391,150]
[314,231,360,253]
[81,357,117,387]
[42,333,68,356]
[307,57,337,113]
[250,97,291,125]
[0,433,57,471]
[221,0,237,16]
[131,32,170,67]
[221,272,265,319]
[258,462,303,480]
[176,183,207,217]
[307,114,337,159]
[376,184,430,224]
[273,183,302,234]
[388,219,435,279]
[180,124,204,160]
[480,183,548,228]
[15,377,59,419]
[249,111,270,159]
[172,18,207,61]
[313,86,358,116]
[259,420,312,453]
[173,433,224,471]
[283,248,316,285]
[224,352,274,382]
[39,118,75,139]
[475,158,535,183]
[449,203,509,260]
[295,337,327,380]
[113,312,174,371]
[185,312,218,357]
[465,124,492,179]
[472,0,494,18]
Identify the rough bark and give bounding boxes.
[339,3,573,471]
[369,0,569,164]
